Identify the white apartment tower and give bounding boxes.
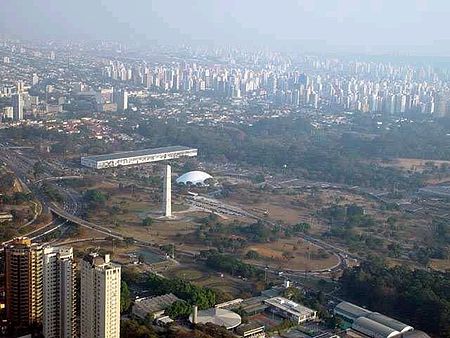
[11,93,23,121]
[43,247,77,338]
[163,164,172,217]
[114,90,128,111]
[80,253,121,338]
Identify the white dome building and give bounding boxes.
[176,171,213,185]
[189,307,241,330]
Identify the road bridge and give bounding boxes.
[49,204,124,240]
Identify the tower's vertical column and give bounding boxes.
[163,164,172,217]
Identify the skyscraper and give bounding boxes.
[43,247,77,338]
[114,90,128,112]
[11,93,23,120]
[80,253,121,338]
[4,237,43,329]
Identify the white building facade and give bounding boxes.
[43,247,77,338]
[81,146,198,169]
[80,253,121,338]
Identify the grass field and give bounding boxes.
[164,264,255,298]
[244,238,339,271]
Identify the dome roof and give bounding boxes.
[176,171,212,185]
[189,308,241,330]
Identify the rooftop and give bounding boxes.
[353,317,400,338]
[133,293,180,319]
[334,301,372,319]
[81,146,196,162]
[189,307,242,330]
[367,312,413,333]
[264,297,316,317]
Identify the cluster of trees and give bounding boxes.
[431,217,450,245]
[165,300,192,319]
[245,250,261,260]
[410,245,449,266]
[343,118,450,161]
[204,252,263,279]
[339,260,450,336]
[0,172,16,193]
[321,204,384,253]
[236,221,272,243]
[40,183,63,202]
[121,320,158,338]
[196,218,312,255]
[136,117,426,190]
[321,204,375,228]
[146,274,216,310]
[191,323,238,338]
[0,172,35,206]
[83,189,109,210]
[327,227,384,253]
[284,222,311,237]
[0,192,33,205]
[142,217,154,227]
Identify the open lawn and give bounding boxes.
[243,238,339,271]
[164,264,255,298]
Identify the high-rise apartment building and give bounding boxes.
[32,73,39,86]
[11,93,23,121]
[43,247,77,338]
[114,90,128,111]
[80,253,121,338]
[4,237,43,329]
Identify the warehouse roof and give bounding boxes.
[353,317,400,338]
[367,312,413,333]
[334,301,372,320]
[82,146,196,162]
[132,293,180,319]
[398,330,431,338]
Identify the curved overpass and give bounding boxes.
[49,204,124,240]
[49,204,167,260]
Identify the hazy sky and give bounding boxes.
[1,0,450,54]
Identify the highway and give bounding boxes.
[49,204,124,240]
[0,144,82,243]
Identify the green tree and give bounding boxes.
[120,320,157,338]
[165,300,192,319]
[120,281,132,313]
[142,217,154,227]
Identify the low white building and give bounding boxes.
[263,297,317,324]
[176,171,213,185]
[81,146,197,169]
